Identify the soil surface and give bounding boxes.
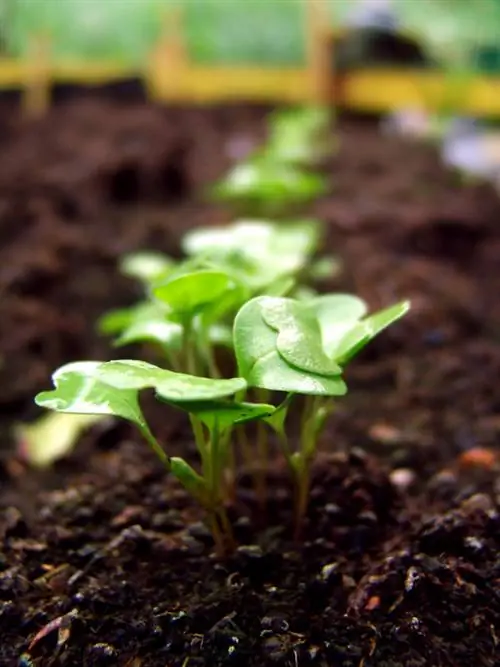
[1,98,500,667]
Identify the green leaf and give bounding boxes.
[120,252,175,284]
[97,305,144,337]
[309,294,368,358]
[212,159,327,206]
[234,297,347,396]
[152,269,237,316]
[170,457,207,501]
[260,297,342,376]
[169,399,276,433]
[15,412,107,468]
[94,360,247,402]
[35,361,147,428]
[182,219,320,290]
[116,318,183,349]
[308,256,341,281]
[334,300,411,364]
[35,361,247,422]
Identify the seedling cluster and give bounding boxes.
[35,106,409,554]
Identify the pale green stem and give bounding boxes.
[138,424,171,472]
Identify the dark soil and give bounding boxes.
[1,98,500,667]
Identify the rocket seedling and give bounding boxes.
[211,156,328,217]
[98,220,338,364]
[264,105,335,167]
[233,294,410,538]
[35,360,274,556]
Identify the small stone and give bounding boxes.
[324,503,341,517]
[390,468,416,491]
[187,522,213,542]
[369,423,401,445]
[88,643,117,659]
[236,544,263,559]
[320,562,339,582]
[460,493,494,515]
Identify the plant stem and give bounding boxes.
[138,424,171,472]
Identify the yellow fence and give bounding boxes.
[147,65,311,104]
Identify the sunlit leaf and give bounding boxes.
[260,297,342,376]
[35,361,247,422]
[168,399,276,433]
[152,270,237,316]
[234,297,347,396]
[120,252,175,284]
[309,294,368,358]
[15,412,107,468]
[334,300,411,363]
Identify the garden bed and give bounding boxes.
[1,99,500,666]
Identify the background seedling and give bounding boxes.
[98,220,339,367]
[263,106,336,167]
[210,157,328,218]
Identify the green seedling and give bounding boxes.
[264,106,336,167]
[211,156,328,217]
[234,294,410,537]
[99,221,339,366]
[35,359,274,555]
[151,266,249,377]
[182,219,336,291]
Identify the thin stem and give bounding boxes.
[138,424,171,472]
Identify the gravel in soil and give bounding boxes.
[0,99,500,666]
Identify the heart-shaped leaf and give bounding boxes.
[152,270,238,317]
[234,298,347,396]
[308,294,368,358]
[334,300,410,363]
[168,399,276,433]
[35,361,147,428]
[35,361,247,422]
[120,252,175,285]
[182,220,320,290]
[260,297,342,376]
[95,360,247,402]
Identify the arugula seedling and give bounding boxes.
[182,219,326,292]
[265,106,336,167]
[234,294,410,538]
[211,156,328,217]
[35,360,274,556]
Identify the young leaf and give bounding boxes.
[234,298,347,396]
[15,412,107,468]
[120,252,175,285]
[36,361,247,423]
[182,220,320,289]
[170,457,207,500]
[260,297,342,376]
[152,270,238,316]
[308,294,368,358]
[35,361,148,428]
[94,360,247,402]
[167,399,276,433]
[334,300,411,364]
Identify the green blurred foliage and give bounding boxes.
[2,0,500,69]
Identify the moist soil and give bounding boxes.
[0,98,500,667]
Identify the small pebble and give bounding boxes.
[460,493,494,515]
[390,468,416,491]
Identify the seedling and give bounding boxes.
[98,220,339,364]
[35,360,274,555]
[211,156,328,217]
[182,219,337,291]
[264,106,335,167]
[233,294,410,537]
